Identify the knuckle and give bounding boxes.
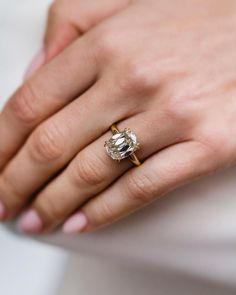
[164,95,193,124]
[28,122,64,163]
[71,153,105,187]
[37,196,66,221]
[93,26,119,58]
[118,61,158,94]
[97,198,116,225]
[125,172,155,204]
[9,82,42,124]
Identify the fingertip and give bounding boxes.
[18,209,43,234]
[24,47,46,81]
[62,212,88,235]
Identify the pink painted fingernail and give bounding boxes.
[0,201,6,220]
[24,47,46,80]
[19,209,43,234]
[63,212,88,234]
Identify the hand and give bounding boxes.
[1,0,236,234]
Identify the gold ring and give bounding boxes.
[104,124,141,166]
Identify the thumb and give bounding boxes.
[24,0,130,79]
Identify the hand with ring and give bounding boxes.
[0,0,236,234]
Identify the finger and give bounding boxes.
[0,36,97,171]
[44,0,130,61]
[17,111,185,233]
[0,78,121,220]
[62,141,217,233]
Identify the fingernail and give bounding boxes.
[0,201,6,220]
[63,212,88,234]
[19,209,43,234]
[24,47,46,80]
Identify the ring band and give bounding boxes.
[105,124,141,166]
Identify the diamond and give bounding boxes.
[105,128,139,161]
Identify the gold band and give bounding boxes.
[110,124,141,166]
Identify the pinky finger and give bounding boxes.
[62,141,218,234]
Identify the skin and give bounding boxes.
[0,0,236,234]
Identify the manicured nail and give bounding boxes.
[63,212,88,234]
[0,201,6,220]
[24,47,46,80]
[19,209,43,234]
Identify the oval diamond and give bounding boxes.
[105,128,139,160]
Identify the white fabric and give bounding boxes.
[1,0,236,294]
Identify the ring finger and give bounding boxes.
[18,111,186,233]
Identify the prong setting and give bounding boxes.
[105,128,139,161]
